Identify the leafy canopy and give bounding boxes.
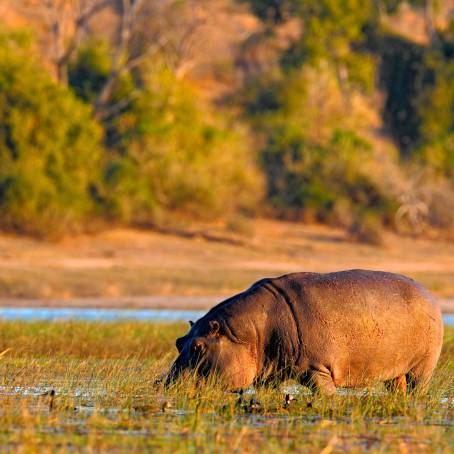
[0,31,104,237]
[102,61,263,224]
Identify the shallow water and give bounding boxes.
[0,307,452,325]
[0,307,206,323]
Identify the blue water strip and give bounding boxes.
[0,307,451,325]
[0,307,206,323]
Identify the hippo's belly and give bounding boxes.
[273,270,444,387]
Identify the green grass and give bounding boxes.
[0,321,451,452]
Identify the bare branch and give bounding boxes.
[424,0,441,46]
[11,0,113,84]
[95,89,141,121]
[58,0,114,76]
[93,0,167,118]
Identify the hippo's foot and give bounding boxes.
[385,368,433,395]
[300,367,337,396]
[384,375,408,394]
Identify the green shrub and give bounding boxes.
[374,30,453,180]
[348,212,385,246]
[262,125,394,222]
[415,53,454,179]
[246,65,396,225]
[102,61,263,225]
[69,39,112,104]
[68,43,264,226]
[0,31,104,237]
[68,39,136,151]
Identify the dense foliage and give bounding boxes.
[0,0,453,239]
[0,32,103,237]
[415,48,454,178]
[0,34,262,236]
[246,66,395,226]
[102,62,262,224]
[242,0,453,235]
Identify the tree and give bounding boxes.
[102,60,263,224]
[244,63,396,224]
[0,31,104,237]
[92,0,209,120]
[416,51,454,178]
[10,0,112,84]
[10,0,207,119]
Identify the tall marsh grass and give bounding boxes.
[0,321,451,452]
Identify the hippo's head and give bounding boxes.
[165,318,257,389]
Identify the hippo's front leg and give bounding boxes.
[299,366,337,395]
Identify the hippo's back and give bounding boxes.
[269,269,443,386]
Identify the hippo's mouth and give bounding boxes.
[164,356,208,386]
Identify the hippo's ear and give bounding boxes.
[189,320,194,327]
[209,320,220,335]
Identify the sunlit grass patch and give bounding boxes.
[0,322,451,452]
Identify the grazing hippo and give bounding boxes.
[166,270,443,394]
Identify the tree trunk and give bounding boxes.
[424,0,439,45]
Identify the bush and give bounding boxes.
[69,39,112,104]
[375,31,454,178]
[246,65,396,225]
[102,61,263,224]
[348,213,385,246]
[0,31,104,237]
[415,54,454,179]
[68,39,136,151]
[427,185,454,230]
[262,126,394,222]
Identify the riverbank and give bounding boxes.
[1,219,453,301]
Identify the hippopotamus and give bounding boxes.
[166,270,443,394]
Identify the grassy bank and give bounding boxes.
[0,321,451,452]
[1,222,454,302]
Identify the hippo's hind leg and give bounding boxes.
[385,371,433,395]
[407,363,436,394]
[386,362,437,395]
[384,375,407,394]
[405,351,441,395]
[300,366,337,396]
